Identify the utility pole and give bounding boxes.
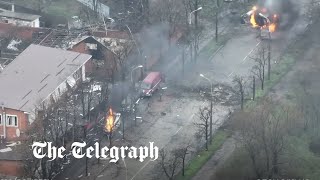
[268,32,271,80]
[122,108,125,140]
[182,47,185,75]
[209,98,213,144]
[144,56,147,72]
[253,76,256,101]
[134,107,137,126]
[83,125,88,177]
[194,0,198,29]
[1,104,6,139]
[215,0,220,42]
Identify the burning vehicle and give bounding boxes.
[104,82,136,135]
[241,0,298,33]
[104,108,121,135]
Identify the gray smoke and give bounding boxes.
[257,0,302,30]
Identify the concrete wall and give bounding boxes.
[2,17,40,27]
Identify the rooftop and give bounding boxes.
[0,44,92,112]
[0,10,40,21]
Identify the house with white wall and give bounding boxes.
[0,10,40,27]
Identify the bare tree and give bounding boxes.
[150,0,185,47]
[233,98,297,178]
[233,75,247,110]
[251,44,267,90]
[159,149,181,180]
[110,40,134,81]
[21,98,73,179]
[297,82,320,135]
[77,78,95,122]
[194,107,210,150]
[307,0,320,24]
[173,143,191,176]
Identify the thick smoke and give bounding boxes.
[257,0,302,30]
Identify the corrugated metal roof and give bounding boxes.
[0,44,92,112]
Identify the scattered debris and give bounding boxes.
[0,147,12,152]
[7,39,22,51]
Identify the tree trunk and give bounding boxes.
[241,91,244,110]
[190,44,193,62]
[210,100,213,144]
[268,33,271,80]
[205,121,208,150]
[215,0,220,42]
[262,66,265,90]
[272,151,279,176]
[253,76,256,101]
[194,39,198,63]
[182,158,185,176]
[182,48,185,75]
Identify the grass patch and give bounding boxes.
[214,147,255,180]
[284,135,320,179]
[13,0,80,19]
[46,0,80,19]
[175,130,231,180]
[198,33,231,61]
[245,43,303,109]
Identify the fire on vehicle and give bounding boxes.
[104,108,121,135]
[242,5,279,33]
[241,0,297,33]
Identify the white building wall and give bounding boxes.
[82,65,86,81]
[31,18,40,27]
[3,18,40,27]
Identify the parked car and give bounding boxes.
[140,72,164,97]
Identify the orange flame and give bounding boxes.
[105,108,114,133]
[249,6,259,28]
[269,23,276,33]
[268,14,278,33]
[250,13,259,28]
[252,6,257,11]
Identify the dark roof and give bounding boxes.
[92,30,130,39]
[0,44,92,112]
[0,10,40,21]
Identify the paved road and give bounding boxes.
[191,3,310,180]
[57,4,310,179]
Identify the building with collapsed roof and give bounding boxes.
[0,44,92,141]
